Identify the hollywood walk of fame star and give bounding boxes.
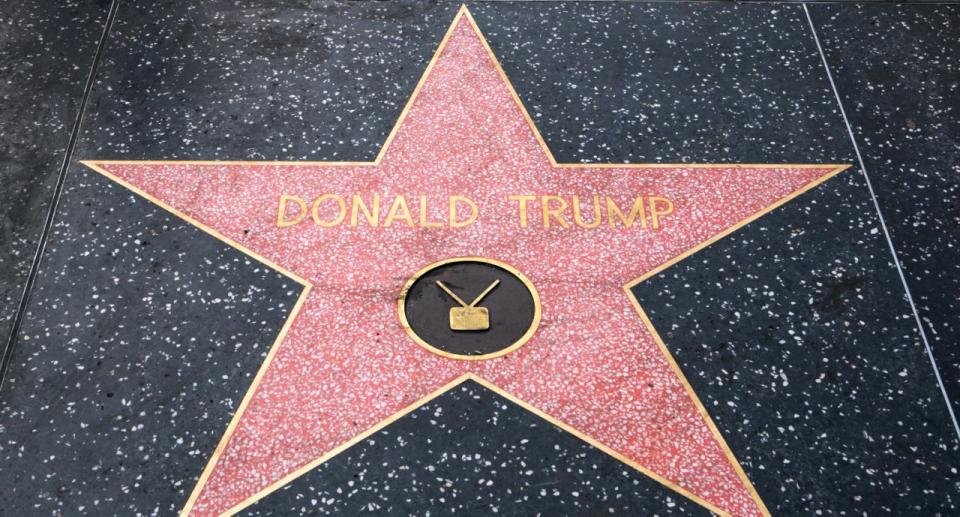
[82,6,847,516]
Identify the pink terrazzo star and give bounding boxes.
[84,7,846,516]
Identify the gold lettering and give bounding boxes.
[649,196,674,229]
[449,196,478,228]
[277,194,307,227]
[350,194,380,227]
[572,195,602,229]
[507,195,536,228]
[384,195,415,227]
[276,193,672,231]
[606,197,646,229]
[311,194,346,227]
[541,196,569,228]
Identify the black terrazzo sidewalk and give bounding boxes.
[1,2,958,515]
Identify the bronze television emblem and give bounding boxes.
[436,279,499,331]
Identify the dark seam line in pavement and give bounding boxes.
[0,0,121,391]
[803,3,960,441]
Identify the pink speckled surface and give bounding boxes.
[92,15,838,516]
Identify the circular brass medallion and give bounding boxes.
[399,257,540,360]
